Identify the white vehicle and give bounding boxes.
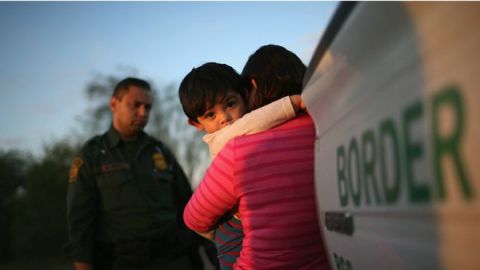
[302,2,480,270]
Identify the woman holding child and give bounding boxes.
[180,45,330,270]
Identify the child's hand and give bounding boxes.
[196,229,215,241]
[290,95,305,113]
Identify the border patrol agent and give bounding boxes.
[65,77,206,270]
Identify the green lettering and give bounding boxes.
[379,119,402,204]
[348,138,362,206]
[337,146,349,206]
[403,100,430,203]
[333,253,342,269]
[432,86,473,200]
[362,129,381,205]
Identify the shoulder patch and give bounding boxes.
[153,147,168,171]
[68,157,84,183]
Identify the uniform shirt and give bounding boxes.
[184,114,330,270]
[66,126,194,263]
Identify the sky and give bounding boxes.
[0,1,338,157]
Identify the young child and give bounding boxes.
[178,62,304,269]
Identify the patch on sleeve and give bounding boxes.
[68,157,84,183]
[153,148,168,171]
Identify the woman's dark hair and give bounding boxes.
[241,44,306,110]
[179,62,248,122]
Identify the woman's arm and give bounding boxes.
[183,142,238,232]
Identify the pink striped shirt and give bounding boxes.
[184,114,330,270]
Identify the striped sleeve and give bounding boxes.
[183,142,238,232]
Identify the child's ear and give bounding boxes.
[188,119,204,131]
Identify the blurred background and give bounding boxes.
[0,2,337,269]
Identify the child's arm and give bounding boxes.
[205,95,302,157]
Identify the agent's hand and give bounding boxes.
[73,262,92,270]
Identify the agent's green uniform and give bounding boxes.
[65,126,203,270]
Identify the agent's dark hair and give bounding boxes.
[241,44,306,110]
[179,62,248,122]
[112,77,151,99]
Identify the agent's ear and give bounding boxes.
[110,96,118,112]
[188,119,204,131]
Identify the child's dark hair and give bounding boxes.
[241,44,306,110]
[179,62,248,122]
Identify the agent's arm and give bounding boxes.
[66,154,98,268]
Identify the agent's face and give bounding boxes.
[190,90,246,133]
[110,86,153,139]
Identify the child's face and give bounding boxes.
[190,90,246,133]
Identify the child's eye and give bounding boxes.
[205,112,215,119]
[226,101,236,108]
